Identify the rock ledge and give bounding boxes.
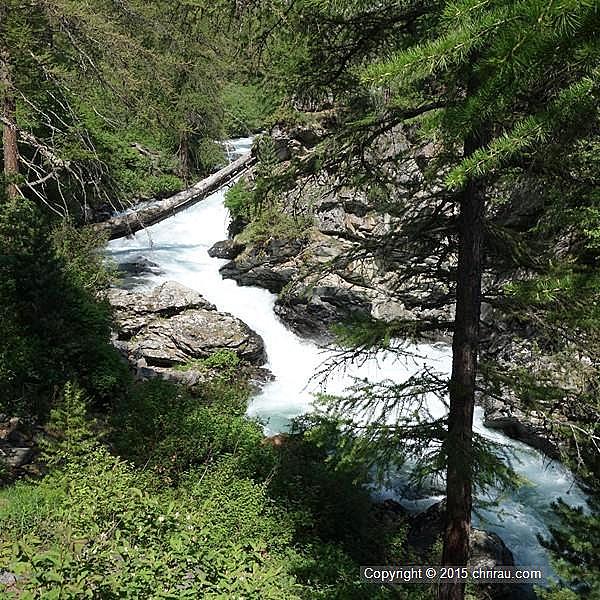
[108,281,267,379]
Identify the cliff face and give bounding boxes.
[212,120,595,461]
[215,119,456,340]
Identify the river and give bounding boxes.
[106,137,587,579]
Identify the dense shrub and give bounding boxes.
[111,379,271,484]
[0,379,408,599]
[0,447,304,598]
[224,178,256,220]
[0,200,127,418]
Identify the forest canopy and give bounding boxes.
[1,2,599,600]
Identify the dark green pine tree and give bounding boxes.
[363,3,598,599]
[240,2,599,600]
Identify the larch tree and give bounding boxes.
[0,0,154,211]
[0,0,229,213]
[238,2,599,600]
[1,1,21,200]
[364,2,599,599]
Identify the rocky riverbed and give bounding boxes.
[90,136,588,589]
[209,123,595,464]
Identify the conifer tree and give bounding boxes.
[0,0,228,213]
[245,3,599,599]
[362,5,598,596]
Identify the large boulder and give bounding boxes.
[129,309,265,367]
[221,262,297,294]
[108,281,216,339]
[108,281,266,371]
[208,239,246,260]
[114,256,165,289]
[116,255,163,277]
[219,239,303,293]
[109,280,216,316]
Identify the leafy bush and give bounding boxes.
[111,379,270,484]
[238,206,313,245]
[0,446,303,599]
[39,382,99,467]
[175,350,242,383]
[202,349,241,370]
[224,178,256,220]
[0,200,127,418]
[98,137,179,199]
[0,377,402,599]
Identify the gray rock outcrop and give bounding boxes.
[0,416,37,474]
[213,122,456,339]
[219,239,303,293]
[208,240,246,260]
[108,281,266,374]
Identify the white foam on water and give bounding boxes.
[106,138,588,579]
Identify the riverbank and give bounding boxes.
[103,139,588,582]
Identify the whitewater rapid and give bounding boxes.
[106,137,587,578]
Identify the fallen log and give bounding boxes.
[94,151,256,240]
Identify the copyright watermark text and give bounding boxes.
[360,566,544,584]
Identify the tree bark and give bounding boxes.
[1,46,19,200]
[438,133,486,600]
[178,129,191,185]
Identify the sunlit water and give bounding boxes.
[106,138,587,579]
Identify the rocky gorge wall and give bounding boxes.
[210,119,594,464]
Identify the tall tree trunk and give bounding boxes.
[438,133,486,600]
[1,46,19,200]
[178,129,191,185]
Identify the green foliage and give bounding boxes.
[269,418,378,557]
[0,373,406,599]
[222,82,275,136]
[224,137,282,221]
[238,207,314,245]
[39,382,99,467]
[504,270,600,332]
[224,179,255,220]
[175,350,242,383]
[363,0,599,186]
[77,113,185,203]
[203,348,238,368]
[538,498,600,599]
[110,379,267,484]
[202,349,241,371]
[0,447,303,599]
[1,0,237,213]
[226,137,314,244]
[0,200,127,417]
[251,0,600,553]
[307,379,519,503]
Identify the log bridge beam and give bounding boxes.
[94,151,255,240]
